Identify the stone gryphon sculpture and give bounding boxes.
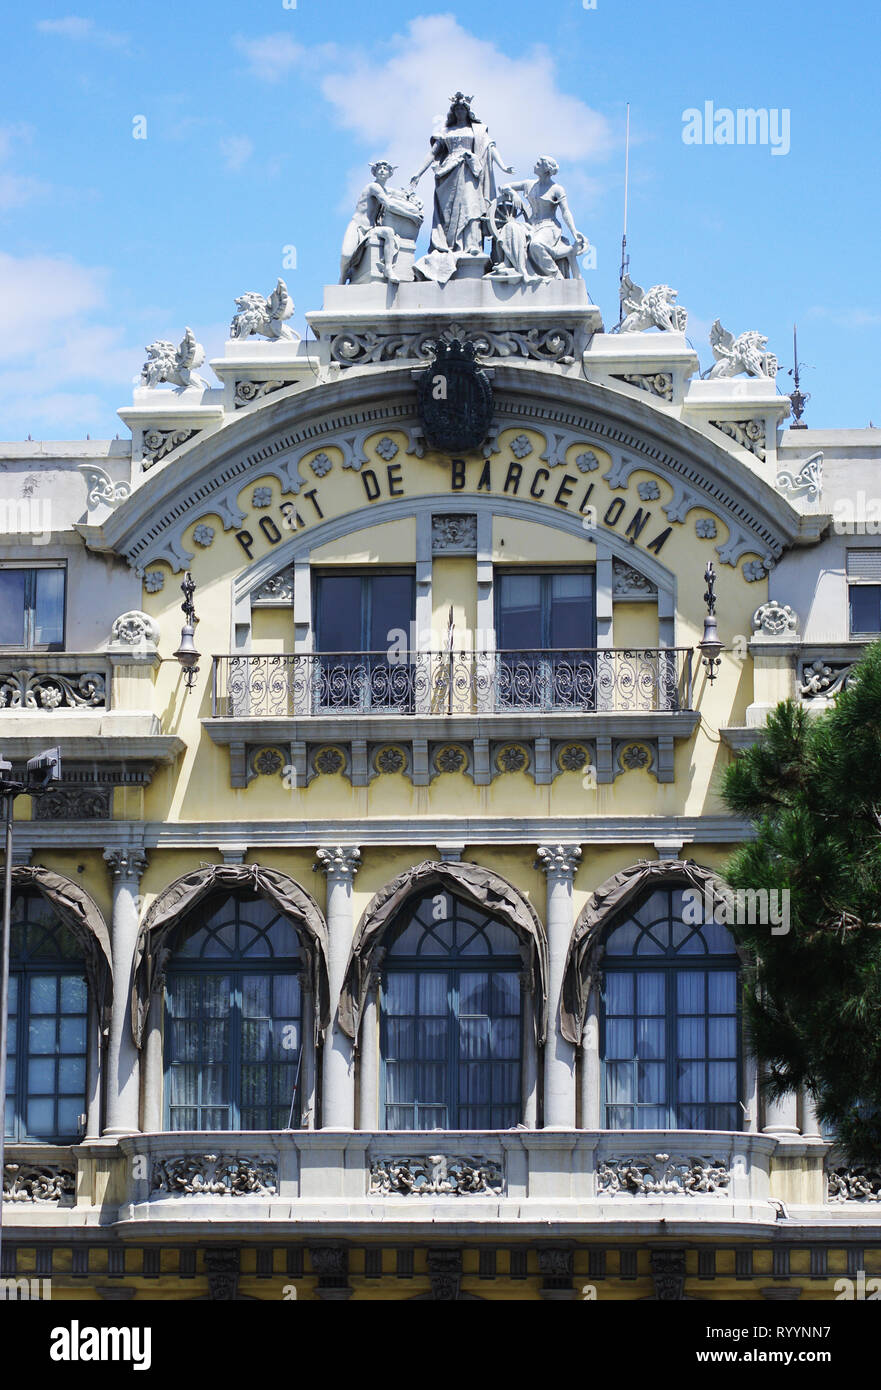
[617,274,688,333]
[230,278,298,341]
[140,327,210,391]
[339,160,424,285]
[707,319,778,379]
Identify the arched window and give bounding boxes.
[381,890,522,1130]
[600,886,741,1130]
[6,892,88,1143]
[164,893,303,1130]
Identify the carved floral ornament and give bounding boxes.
[751,600,798,637]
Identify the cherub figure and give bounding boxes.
[617,275,688,333]
[230,279,298,341]
[707,320,778,379]
[339,160,422,284]
[140,327,210,391]
[506,157,588,279]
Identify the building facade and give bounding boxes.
[2,133,881,1301]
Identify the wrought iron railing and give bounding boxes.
[212,648,694,718]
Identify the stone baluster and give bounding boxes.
[535,844,581,1128]
[314,846,360,1128]
[102,848,147,1136]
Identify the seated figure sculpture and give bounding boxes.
[504,157,588,280]
[340,161,423,285]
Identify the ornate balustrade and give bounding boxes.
[0,654,110,711]
[212,648,694,719]
[5,1130,840,1231]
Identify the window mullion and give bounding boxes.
[449,969,458,1130]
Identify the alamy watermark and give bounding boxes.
[682,102,790,156]
[0,497,52,543]
[683,885,790,935]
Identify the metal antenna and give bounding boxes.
[787,323,811,428]
[617,103,631,328]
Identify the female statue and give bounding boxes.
[509,157,588,279]
[409,93,514,282]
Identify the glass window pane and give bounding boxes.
[0,569,27,645]
[851,584,881,634]
[60,976,87,1012]
[419,973,447,1015]
[28,1018,55,1053]
[606,1061,634,1104]
[28,1058,56,1092]
[638,1062,664,1104]
[34,568,65,645]
[316,575,362,651]
[677,972,705,1013]
[709,971,737,1012]
[550,572,593,648]
[498,573,543,648]
[637,973,665,1014]
[605,972,633,1013]
[606,1019,633,1059]
[369,574,414,650]
[29,976,57,1013]
[27,1099,55,1134]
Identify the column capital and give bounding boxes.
[314,845,361,883]
[103,847,148,881]
[535,844,581,881]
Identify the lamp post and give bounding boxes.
[0,747,62,1267]
[698,562,724,683]
[173,571,201,691]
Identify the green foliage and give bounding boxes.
[721,641,881,1164]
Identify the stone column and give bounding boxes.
[300,976,316,1129]
[84,995,102,1139]
[103,848,147,1137]
[315,846,360,1129]
[357,966,382,1131]
[536,844,581,1128]
[520,968,538,1128]
[141,994,163,1133]
[580,986,601,1129]
[800,1088,823,1140]
[762,1087,800,1138]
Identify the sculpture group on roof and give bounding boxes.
[137,89,778,393]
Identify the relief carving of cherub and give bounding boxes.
[140,327,210,391]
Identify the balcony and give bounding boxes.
[213,649,694,719]
[3,1130,841,1235]
[205,649,698,789]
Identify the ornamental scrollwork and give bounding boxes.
[325,321,579,367]
[0,668,106,710]
[3,1162,76,1204]
[800,658,858,699]
[150,1153,278,1197]
[827,1165,881,1202]
[369,1153,504,1196]
[596,1154,731,1196]
[709,417,767,461]
[752,600,798,637]
[234,379,290,408]
[141,427,199,469]
[777,450,823,503]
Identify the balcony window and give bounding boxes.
[313,569,415,710]
[381,891,522,1130]
[600,886,741,1130]
[164,893,303,1130]
[847,550,881,637]
[5,892,88,1142]
[495,570,595,709]
[0,564,65,649]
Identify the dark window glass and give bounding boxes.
[601,886,741,1131]
[850,584,881,636]
[496,571,595,710]
[381,891,522,1130]
[0,567,65,648]
[164,893,303,1131]
[313,571,415,711]
[5,893,87,1142]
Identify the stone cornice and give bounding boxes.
[79,365,821,573]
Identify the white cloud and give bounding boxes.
[0,125,48,212]
[235,15,613,213]
[806,305,881,330]
[36,16,129,49]
[219,135,255,173]
[234,33,304,84]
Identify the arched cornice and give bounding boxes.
[80,365,823,577]
[339,859,548,1045]
[130,863,329,1048]
[559,858,741,1045]
[12,866,112,1026]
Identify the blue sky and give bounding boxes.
[2,0,879,438]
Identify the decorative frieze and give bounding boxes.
[151,1153,278,1197]
[431,513,477,553]
[596,1154,731,1196]
[369,1153,504,1197]
[426,1249,463,1302]
[612,558,657,597]
[709,417,767,461]
[777,450,823,503]
[0,667,106,710]
[651,1248,687,1301]
[141,427,200,470]
[610,371,674,402]
[3,1162,76,1205]
[204,1248,240,1301]
[323,321,580,367]
[234,379,291,408]
[800,658,857,699]
[78,463,131,510]
[111,610,160,647]
[252,565,294,605]
[34,785,111,820]
[827,1165,881,1202]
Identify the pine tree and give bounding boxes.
[722,641,881,1164]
